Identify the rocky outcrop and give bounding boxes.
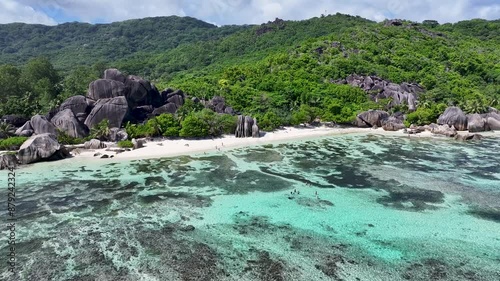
[31,115,58,135]
[87,79,128,101]
[1,115,29,127]
[207,96,235,114]
[483,112,500,130]
[427,123,457,137]
[236,116,258,138]
[84,96,129,129]
[59,95,89,116]
[84,139,107,150]
[382,116,406,131]
[15,121,33,136]
[125,75,162,108]
[455,133,483,141]
[252,118,260,138]
[17,133,69,164]
[356,110,390,128]
[162,89,185,107]
[104,68,126,83]
[107,128,128,142]
[437,107,467,131]
[336,75,424,111]
[132,138,145,149]
[152,103,178,116]
[51,109,89,138]
[0,154,18,170]
[467,114,487,132]
[385,19,403,26]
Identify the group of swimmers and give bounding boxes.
[289,189,320,199]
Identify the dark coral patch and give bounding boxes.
[377,188,445,211]
[468,208,500,223]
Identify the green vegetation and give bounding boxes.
[1,14,499,138]
[117,140,133,148]
[57,130,85,145]
[0,137,28,150]
[0,121,16,138]
[89,119,111,141]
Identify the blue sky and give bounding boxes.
[1,0,499,26]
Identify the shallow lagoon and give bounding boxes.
[1,133,500,280]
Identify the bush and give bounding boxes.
[57,130,85,145]
[216,114,238,135]
[0,137,29,150]
[89,119,111,140]
[117,140,133,148]
[179,111,210,138]
[258,111,282,131]
[155,113,181,137]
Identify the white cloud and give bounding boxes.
[0,0,56,25]
[5,0,500,26]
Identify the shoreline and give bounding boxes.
[70,126,500,162]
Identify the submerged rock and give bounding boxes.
[454,133,483,141]
[17,133,69,164]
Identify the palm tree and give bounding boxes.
[0,121,15,139]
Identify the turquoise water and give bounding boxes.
[1,133,500,280]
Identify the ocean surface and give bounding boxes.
[1,133,500,281]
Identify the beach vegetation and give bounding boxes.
[117,140,134,148]
[0,136,29,150]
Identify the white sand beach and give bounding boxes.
[73,126,377,160]
[71,126,500,161]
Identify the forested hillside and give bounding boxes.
[0,14,498,134]
[0,16,246,71]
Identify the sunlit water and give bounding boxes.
[1,133,500,280]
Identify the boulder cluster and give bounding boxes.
[436,106,500,132]
[1,68,258,167]
[235,116,260,138]
[355,105,500,140]
[336,74,424,111]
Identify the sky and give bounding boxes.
[0,0,499,26]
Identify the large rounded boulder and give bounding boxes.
[437,107,467,131]
[356,110,390,128]
[15,121,33,136]
[104,68,126,83]
[87,79,128,101]
[31,115,58,135]
[467,114,487,132]
[485,112,500,130]
[382,116,406,131]
[84,96,129,129]
[51,109,89,138]
[18,133,69,164]
[59,95,89,116]
[124,75,162,108]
